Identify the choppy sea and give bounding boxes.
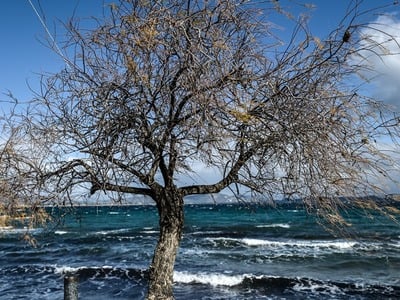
[1,203,399,299]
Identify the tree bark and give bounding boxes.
[147,188,184,300]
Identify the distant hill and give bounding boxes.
[56,193,400,207]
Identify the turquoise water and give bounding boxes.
[0,203,399,299]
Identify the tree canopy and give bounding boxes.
[25,0,398,212]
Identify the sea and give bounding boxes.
[0,202,400,299]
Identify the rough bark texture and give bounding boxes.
[147,188,184,300]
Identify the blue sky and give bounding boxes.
[1,0,398,105]
[0,0,105,103]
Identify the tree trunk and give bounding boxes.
[147,188,184,300]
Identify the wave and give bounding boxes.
[2,265,399,298]
[76,266,147,281]
[0,265,55,276]
[174,271,245,286]
[242,238,356,249]
[174,271,400,298]
[107,211,121,215]
[140,230,159,234]
[54,230,69,235]
[0,227,43,235]
[54,265,81,274]
[92,228,132,236]
[256,223,291,228]
[0,264,146,278]
[206,237,357,250]
[241,275,400,297]
[390,241,400,248]
[189,230,225,235]
[17,264,150,281]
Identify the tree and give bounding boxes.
[19,0,400,298]
[0,103,50,243]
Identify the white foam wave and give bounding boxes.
[293,279,345,296]
[54,230,68,235]
[140,230,158,234]
[190,230,224,235]
[93,228,130,235]
[101,265,113,269]
[256,223,291,229]
[389,241,400,248]
[207,237,356,250]
[174,271,246,287]
[0,227,42,234]
[54,265,82,274]
[241,238,356,249]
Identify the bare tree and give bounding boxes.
[0,103,50,242]
[19,0,400,298]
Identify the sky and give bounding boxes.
[0,0,105,103]
[0,1,399,105]
[0,0,400,195]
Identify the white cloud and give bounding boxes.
[356,15,400,111]
[177,161,223,187]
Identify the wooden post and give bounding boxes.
[64,273,78,300]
